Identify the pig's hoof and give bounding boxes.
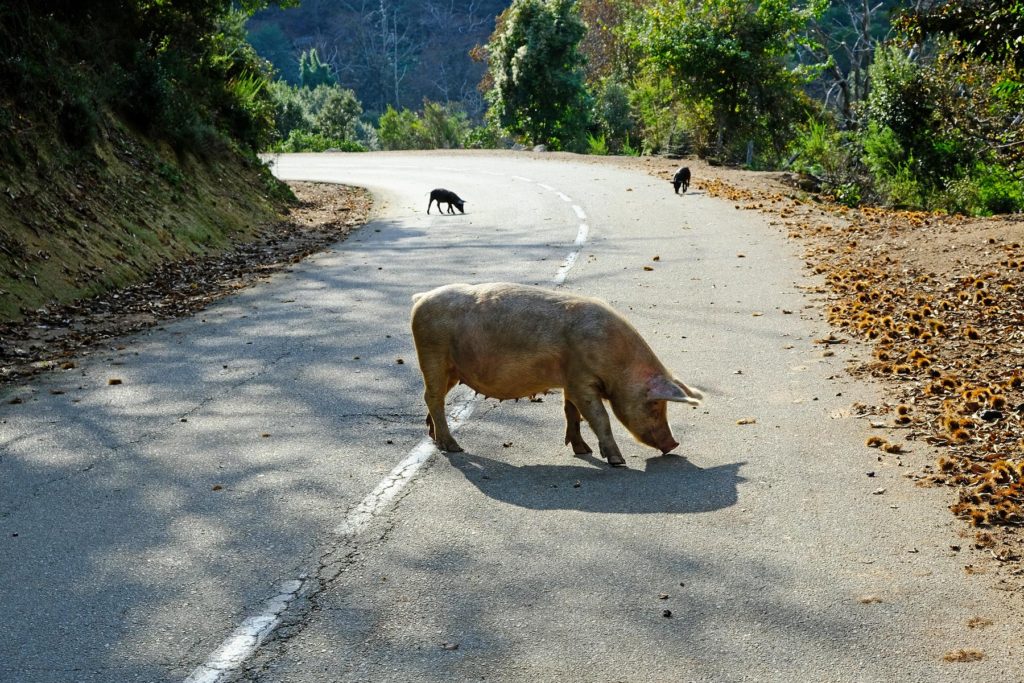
[439,442,463,453]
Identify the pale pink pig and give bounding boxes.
[410,282,703,466]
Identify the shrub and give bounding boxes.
[586,132,609,155]
[271,130,366,153]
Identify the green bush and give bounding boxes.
[592,79,636,152]
[377,101,470,150]
[465,124,501,149]
[586,132,609,155]
[378,105,425,150]
[270,130,366,152]
[944,164,1024,215]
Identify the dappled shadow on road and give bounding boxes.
[0,213,532,678]
[447,451,744,514]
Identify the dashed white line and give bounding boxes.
[538,183,555,191]
[556,191,572,202]
[184,579,305,683]
[334,389,477,537]
[574,223,590,246]
[572,204,586,219]
[185,391,477,683]
[511,175,533,182]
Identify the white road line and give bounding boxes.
[184,580,304,683]
[186,171,591,683]
[334,388,477,537]
[538,183,555,191]
[185,391,477,683]
[556,191,572,202]
[575,223,590,246]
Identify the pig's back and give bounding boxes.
[411,283,616,398]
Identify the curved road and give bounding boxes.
[0,151,1019,682]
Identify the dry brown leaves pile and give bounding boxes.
[689,168,1024,562]
[0,182,371,385]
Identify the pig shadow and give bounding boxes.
[447,451,745,514]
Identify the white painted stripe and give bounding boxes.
[575,223,589,246]
[184,579,304,683]
[186,173,592,682]
[552,251,579,285]
[432,166,461,172]
[556,192,572,202]
[335,389,477,537]
[511,175,533,182]
[538,183,554,191]
[185,391,477,683]
[572,204,586,219]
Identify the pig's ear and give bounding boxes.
[646,375,691,403]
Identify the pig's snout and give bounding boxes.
[642,426,678,454]
[658,438,679,455]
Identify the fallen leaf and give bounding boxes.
[643,265,654,271]
[736,417,757,425]
[858,595,882,604]
[440,642,459,651]
[212,484,223,491]
[107,378,122,385]
[943,649,984,663]
[872,487,887,495]
[966,616,993,629]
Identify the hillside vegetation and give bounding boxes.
[0,1,294,321]
[250,0,1022,214]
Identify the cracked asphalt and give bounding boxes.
[2,151,1022,682]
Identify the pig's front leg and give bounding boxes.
[562,397,593,455]
[420,364,463,452]
[569,388,625,467]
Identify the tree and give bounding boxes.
[313,86,363,139]
[299,48,336,88]
[800,0,900,127]
[629,0,824,161]
[483,0,592,149]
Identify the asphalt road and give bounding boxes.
[1,151,1020,682]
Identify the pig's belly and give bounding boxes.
[453,352,565,400]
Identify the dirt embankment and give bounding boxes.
[0,181,370,383]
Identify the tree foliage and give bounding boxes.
[628,0,823,161]
[484,0,592,149]
[0,0,296,152]
[299,48,337,89]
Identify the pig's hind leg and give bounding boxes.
[562,397,593,455]
[566,386,626,467]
